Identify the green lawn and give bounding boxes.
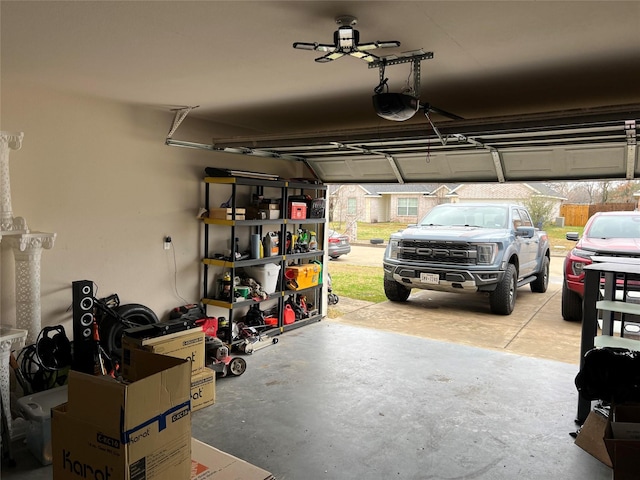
[329,222,407,242]
[328,263,386,302]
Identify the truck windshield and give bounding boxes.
[586,215,640,239]
[419,205,508,228]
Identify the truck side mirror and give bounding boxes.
[515,226,535,238]
[566,232,580,241]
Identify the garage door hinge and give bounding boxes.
[625,120,636,179]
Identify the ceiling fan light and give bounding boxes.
[350,51,376,62]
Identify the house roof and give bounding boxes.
[329,182,565,199]
[446,182,566,199]
[523,182,567,199]
[359,184,460,196]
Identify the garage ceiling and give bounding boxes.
[2,1,639,183]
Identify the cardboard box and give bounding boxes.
[576,406,640,479]
[285,264,320,290]
[208,208,246,220]
[191,369,215,412]
[191,438,275,480]
[264,209,280,220]
[612,404,640,439]
[122,328,206,375]
[604,404,640,479]
[575,409,612,467]
[52,350,192,480]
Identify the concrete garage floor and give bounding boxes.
[329,245,582,365]
[190,322,610,480]
[3,248,610,479]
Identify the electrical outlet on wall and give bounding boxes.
[164,236,171,250]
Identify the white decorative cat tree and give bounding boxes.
[0,131,56,442]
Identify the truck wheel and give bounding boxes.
[490,263,517,315]
[562,285,582,321]
[384,277,411,302]
[530,256,549,293]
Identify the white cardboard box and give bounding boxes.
[191,438,274,479]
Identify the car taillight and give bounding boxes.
[328,238,340,244]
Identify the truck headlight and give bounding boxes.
[476,243,497,264]
[570,248,593,276]
[572,261,588,276]
[387,238,400,259]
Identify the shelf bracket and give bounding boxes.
[166,106,199,140]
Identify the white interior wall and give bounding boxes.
[0,81,303,338]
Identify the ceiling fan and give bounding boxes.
[293,15,400,63]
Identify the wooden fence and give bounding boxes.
[560,203,636,227]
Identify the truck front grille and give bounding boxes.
[399,240,478,265]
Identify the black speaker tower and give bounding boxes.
[71,280,95,374]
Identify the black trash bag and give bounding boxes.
[575,347,640,403]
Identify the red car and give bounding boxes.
[562,211,640,321]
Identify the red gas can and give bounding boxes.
[284,304,295,325]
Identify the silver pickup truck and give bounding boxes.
[382,203,551,315]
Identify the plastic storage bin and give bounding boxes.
[243,263,281,294]
[17,385,68,465]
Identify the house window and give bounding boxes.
[347,197,357,215]
[397,198,418,216]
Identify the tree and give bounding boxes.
[524,195,555,228]
[607,180,640,203]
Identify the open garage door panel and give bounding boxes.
[208,105,639,184]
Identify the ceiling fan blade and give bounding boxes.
[377,41,402,49]
[293,42,316,51]
[293,42,337,52]
[358,40,401,51]
[315,51,345,63]
[349,51,380,63]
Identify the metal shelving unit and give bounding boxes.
[577,261,640,423]
[201,176,327,346]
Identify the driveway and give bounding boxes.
[327,244,583,365]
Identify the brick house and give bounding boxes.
[329,182,566,224]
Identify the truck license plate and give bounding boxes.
[420,273,440,284]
